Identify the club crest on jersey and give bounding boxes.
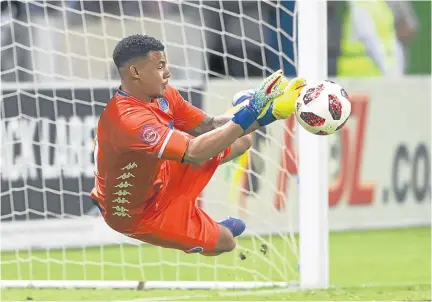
[141,125,160,146]
[157,98,169,112]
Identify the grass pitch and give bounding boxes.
[1,227,430,301]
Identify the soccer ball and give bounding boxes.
[295,80,351,135]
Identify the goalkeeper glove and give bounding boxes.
[232,77,306,127]
[231,70,287,130]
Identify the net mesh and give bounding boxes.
[1,0,299,284]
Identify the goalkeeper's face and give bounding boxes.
[132,51,171,98]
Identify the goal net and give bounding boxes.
[1,0,325,290]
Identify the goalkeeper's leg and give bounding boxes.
[126,147,245,256]
[128,208,244,256]
[201,217,246,256]
[126,198,245,256]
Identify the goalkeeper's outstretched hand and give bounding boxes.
[232,77,306,127]
[231,70,287,130]
[257,77,306,126]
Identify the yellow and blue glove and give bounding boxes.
[232,77,306,127]
[231,70,287,130]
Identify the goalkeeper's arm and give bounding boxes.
[183,120,253,165]
[183,70,287,165]
[187,77,306,139]
[187,114,262,138]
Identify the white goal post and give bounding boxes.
[298,0,329,290]
[0,0,328,291]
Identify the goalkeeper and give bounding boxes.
[90,34,305,256]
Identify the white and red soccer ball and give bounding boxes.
[295,80,351,135]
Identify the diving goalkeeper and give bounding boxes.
[90,34,305,256]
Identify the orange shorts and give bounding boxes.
[127,147,231,253]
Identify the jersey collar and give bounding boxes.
[116,86,130,97]
[116,87,156,103]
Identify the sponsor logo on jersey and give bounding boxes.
[186,246,204,254]
[141,125,161,146]
[112,205,131,217]
[157,98,169,112]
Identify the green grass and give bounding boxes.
[1,227,430,301]
[1,232,298,282]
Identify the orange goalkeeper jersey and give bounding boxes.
[90,85,205,231]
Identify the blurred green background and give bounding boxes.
[408,1,431,74]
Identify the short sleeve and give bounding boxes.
[170,88,205,131]
[116,109,190,162]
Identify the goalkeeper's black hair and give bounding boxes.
[112,34,165,69]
